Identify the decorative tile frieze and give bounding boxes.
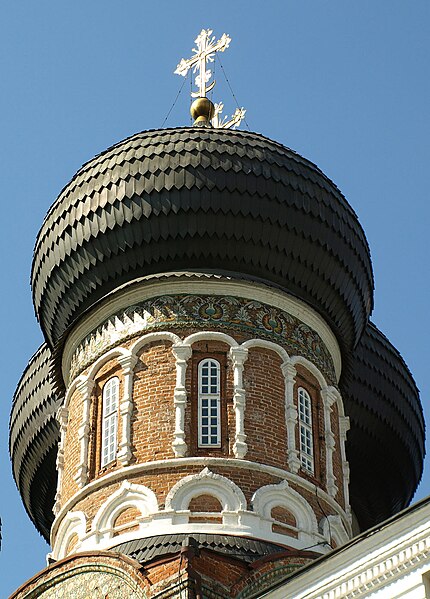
[70,294,336,385]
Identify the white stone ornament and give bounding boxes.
[174,28,246,129]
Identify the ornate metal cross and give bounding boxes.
[175,29,230,98]
[174,29,246,129]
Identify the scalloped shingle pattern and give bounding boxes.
[9,344,62,539]
[343,322,425,529]
[31,128,374,352]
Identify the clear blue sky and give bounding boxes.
[1,2,429,595]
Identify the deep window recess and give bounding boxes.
[198,359,221,447]
[298,387,314,474]
[101,376,119,467]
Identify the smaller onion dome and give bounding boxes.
[9,344,63,539]
[342,322,425,530]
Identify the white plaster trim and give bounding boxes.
[183,330,239,348]
[165,467,247,512]
[51,511,86,560]
[52,457,351,544]
[171,344,192,457]
[52,472,332,558]
[252,480,319,545]
[59,517,331,559]
[321,387,338,498]
[92,481,158,538]
[229,346,249,458]
[62,277,341,384]
[242,338,290,363]
[319,514,349,548]
[116,355,138,466]
[53,405,69,515]
[74,378,94,488]
[85,347,131,388]
[129,331,181,356]
[282,361,300,473]
[291,355,328,389]
[265,503,430,599]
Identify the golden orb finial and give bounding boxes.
[190,97,215,127]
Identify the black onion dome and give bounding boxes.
[342,322,425,530]
[31,127,373,352]
[9,344,62,539]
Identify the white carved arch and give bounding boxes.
[63,375,86,410]
[183,331,239,348]
[53,511,87,560]
[290,355,328,390]
[130,331,181,357]
[165,468,246,512]
[325,385,345,416]
[242,338,290,364]
[252,480,318,539]
[86,346,132,383]
[320,514,350,547]
[92,481,159,535]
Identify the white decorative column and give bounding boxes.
[117,354,138,466]
[230,346,249,459]
[74,378,94,488]
[321,386,338,498]
[339,413,351,517]
[171,344,192,457]
[281,361,300,473]
[53,405,69,515]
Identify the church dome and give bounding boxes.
[11,126,423,542]
[32,127,374,353]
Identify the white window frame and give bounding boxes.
[298,387,314,474]
[101,376,119,467]
[198,358,221,448]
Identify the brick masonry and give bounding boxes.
[56,316,349,585]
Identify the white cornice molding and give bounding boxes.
[263,501,430,599]
[62,276,341,383]
[51,456,351,543]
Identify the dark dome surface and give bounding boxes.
[32,127,373,352]
[9,344,62,539]
[343,322,425,530]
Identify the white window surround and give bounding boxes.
[74,378,95,488]
[298,387,315,474]
[291,355,350,505]
[101,377,120,468]
[198,358,222,448]
[174,331,247,459]
[116,355,138,466]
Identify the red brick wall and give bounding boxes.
[243,347,287,469]
[130,341,177,463]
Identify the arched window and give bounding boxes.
[198,359,221,447]
[101,377,119,467]
[298,387,314,474]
